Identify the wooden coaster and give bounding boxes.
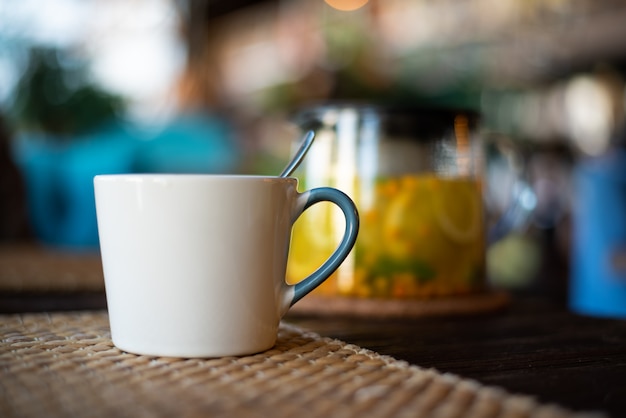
[289,291,511,318]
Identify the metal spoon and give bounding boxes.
[279,130,315,178]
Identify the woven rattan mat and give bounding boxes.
[0,312,598,418]
[0,245,104,292]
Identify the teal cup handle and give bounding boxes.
[290,187,359,306]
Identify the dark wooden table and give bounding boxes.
[288,296,626,418]
[2,290,625,417]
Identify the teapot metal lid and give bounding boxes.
[292,102,480,140]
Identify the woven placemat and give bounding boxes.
[0,312,599,418]
[0,245,104,292]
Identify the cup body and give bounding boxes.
[96,175,299,357]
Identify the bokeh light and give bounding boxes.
[324,0,369,12]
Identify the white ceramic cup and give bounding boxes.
[94,174,358,357]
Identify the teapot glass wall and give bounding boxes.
[287,104,486,298]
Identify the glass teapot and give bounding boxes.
[286,104,488,298]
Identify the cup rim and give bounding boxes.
[94,174,298,183]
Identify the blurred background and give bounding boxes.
[2,0,626,306]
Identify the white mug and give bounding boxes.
[94,174,358,357]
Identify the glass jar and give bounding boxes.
[286,104,486,298]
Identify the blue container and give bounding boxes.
[134,113,238,174]
[12,126,137,249]
[11,114,239,249]
[570,148,626,318]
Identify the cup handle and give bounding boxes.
[288,187,359,307]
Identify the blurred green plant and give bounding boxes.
[9,47,125,138]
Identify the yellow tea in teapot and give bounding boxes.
[287,174,486,298]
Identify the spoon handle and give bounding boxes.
[279,131,315,178]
